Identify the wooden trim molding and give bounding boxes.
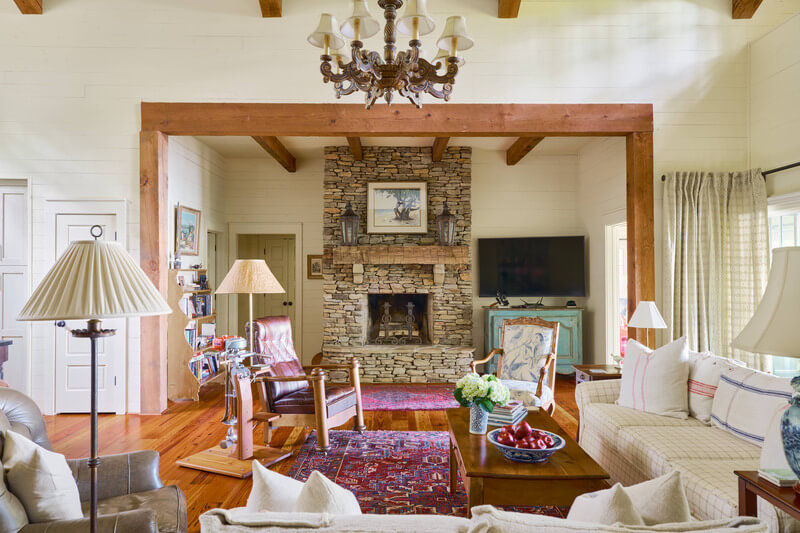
[498,0,521,18]
[432,137,450,162]
[732,0,763,18]
[252,136,297,172]
[506,137,545,165]
[139,131,169,414]
[13,0,41,14]
[258,0,281,17]
[347,137,363,161]
[142,103,654,137]
[333,245,469,265]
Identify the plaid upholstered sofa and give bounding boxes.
[576,379,797,533]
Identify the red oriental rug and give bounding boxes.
[286,430,567,517]
[360,383,459,411]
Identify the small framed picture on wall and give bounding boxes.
[176,204,201,256]
[307,255,323,279]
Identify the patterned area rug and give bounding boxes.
[286,430,567,517]
[361,384,459,411]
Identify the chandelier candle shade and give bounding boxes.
[308,0,473,108]
[16,227,171,533]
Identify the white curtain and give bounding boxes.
[662,170,771,371]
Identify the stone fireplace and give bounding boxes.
[321,146,474,383]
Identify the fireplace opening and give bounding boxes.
[367,293,431,345]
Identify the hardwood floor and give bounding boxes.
[45,375,579,531]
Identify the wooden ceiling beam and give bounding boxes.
[142,103,653,137]
[258,0,281,17]
[13,0,42,14]
[506,137,545,165]
[498,0,521,18]
[252,136,296,172]
[432,137,450,162]
[732,0,763,19]
[346,137,363,160]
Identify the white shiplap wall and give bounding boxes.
[0,0,798,410]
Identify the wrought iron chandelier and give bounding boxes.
[307,0,473,109]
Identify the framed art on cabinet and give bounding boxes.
[367,182,428,234]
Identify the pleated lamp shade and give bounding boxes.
[216,260,285,295]
[18,240,171,321]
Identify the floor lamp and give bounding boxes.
[17,226,171,533]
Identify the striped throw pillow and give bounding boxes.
[710,366,792,446]
[687,351,744,424]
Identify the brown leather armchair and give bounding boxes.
[0,387,187,533]
[247,316,365,452]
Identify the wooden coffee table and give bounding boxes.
[446,408,610,515]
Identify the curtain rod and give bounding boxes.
[660,162,800,182]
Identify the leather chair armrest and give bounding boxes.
[258,375,311,383]
[68,450,163,501]
[19,509,158,533]
[310,351,324,365]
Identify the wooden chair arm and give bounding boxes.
[535,351,557,399]
[310,351,323,365]
[470,348,503,373]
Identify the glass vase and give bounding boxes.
[469,403,489,435]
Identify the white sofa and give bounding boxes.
[200,505,769,532]
[576,379,797,533]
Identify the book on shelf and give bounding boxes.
[758,468,797,487]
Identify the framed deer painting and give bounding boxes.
[366,182,428,234]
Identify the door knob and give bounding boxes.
[282,301,287,306]
[288,302,293,306]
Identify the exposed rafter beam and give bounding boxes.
[13,0,42,14]
[432,137,450,162]
[498,0,521,18]
[258,0,281,17]
[252,136,296,172]
[732,0,763,18]
[506,137,545,165]
[347,137,363,161]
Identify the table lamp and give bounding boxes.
[17,226,171,533]
[216,259,285,351]
[732,246,800,492]
[628,300,667,348]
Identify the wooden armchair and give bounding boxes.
[246,316,365,452]
[471,316,560,414]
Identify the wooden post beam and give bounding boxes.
[732,0,763,19]
[347,137,363,161]
[139,131,169,414]
[506,137,545,165]
[626,132,655,347]
[13,0,41,14]
[432,137,450,162]
[258,0,281,17]
[252,136,297,173]
[498,0,521,18]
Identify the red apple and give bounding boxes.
[502,424,516,434]
[544,435,555,447]
[536,438,547,449]
[497,432,514,446]
[514,421,532,440]
[515,441,531,449]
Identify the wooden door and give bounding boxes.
[0,185,28,390]
[55,214,124,413]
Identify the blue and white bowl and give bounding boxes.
[486,428,565,463]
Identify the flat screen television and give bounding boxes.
[478,236,586,298]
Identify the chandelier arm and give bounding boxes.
[334,80,359,97]
[410,59,459,85]
[351,41,383,78]
[320,60,355,84]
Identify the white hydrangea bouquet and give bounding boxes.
[454,373,510,413]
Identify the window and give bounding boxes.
[768,211,800,377]
[605,222,628,361]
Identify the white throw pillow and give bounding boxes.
[2,430,83,522]
[687,352,743,424]
[710,366,792,446]
[246,460,304,512]
[618,337,690,419]
[567,483,644,526]
[294,471,361,516]
[760,406,791,471]
[625,471,691,525]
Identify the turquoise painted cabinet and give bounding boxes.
[483,307,583,375]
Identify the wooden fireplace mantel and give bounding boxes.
[332,245,469,265]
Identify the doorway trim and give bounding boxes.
[227,222,304,356]
[43,200,128,415]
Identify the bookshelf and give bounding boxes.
[167,268,220,401]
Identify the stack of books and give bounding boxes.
[758,468,797,487]
[488,400,526,427]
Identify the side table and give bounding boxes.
[736,470,800,521]
[573,364,621,384]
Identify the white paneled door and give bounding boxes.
[54,214,124,413]
[0,185,28,391]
